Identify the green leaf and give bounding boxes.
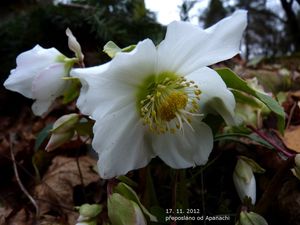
[215,132,274,149]
[114,183,157,222]
[34,123,53,151]
[232,90,262,108]
[216,68,285,133]
[108,193,147,225]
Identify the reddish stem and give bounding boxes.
[247,125,295,158]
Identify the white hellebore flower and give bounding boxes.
[4,45,73,116]
[71,10,247,179]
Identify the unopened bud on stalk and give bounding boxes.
[233,156,265,204]
[75,203,102,225]
[291,154,300,180]
[51,113,80,133]
[66,28,84,63]
[45,113,80,151]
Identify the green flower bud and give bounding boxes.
[79,204,103,218]
[51,113,80,133]
[236,211,268,225]
[108,193,146,225]
[45,131,74,151]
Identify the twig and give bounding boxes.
[75,154,87,202]
[286,101,297,129]
[9,133,40,219]
[247,125,295,157]
[75,135,87,202]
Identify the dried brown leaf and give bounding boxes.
[6,208,34,225]
[283,126,300,153]
[34,155,99,225]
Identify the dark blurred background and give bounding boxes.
[0,0,299,116]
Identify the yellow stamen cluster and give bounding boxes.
[138,73,202,134]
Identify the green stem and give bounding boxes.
[141,166,159,207]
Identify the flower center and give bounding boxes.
[136,71,202,134]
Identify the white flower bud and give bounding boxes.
[295,154,300,167]
[66,28,84,63]
[233,158,256,204]
[291,154,300,180]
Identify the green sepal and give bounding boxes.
[216,68,285,133]
[232,90,262,108]
[239,156,265,174]
[103,41,136,58]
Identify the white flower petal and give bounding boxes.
[107,39,157,85]
[101,39,157,85]
[186,67,236,125]
[71,39,157,117]
[4,68,34,98]
[32,63,66,100]
[93,103,154,179]
[152,121,213,168]
[71,64,135,117]
[16,45,61,66]
[233,171,256,204]
[157,10,247,75]
[5,45,63,98]
[31,99,52,116]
